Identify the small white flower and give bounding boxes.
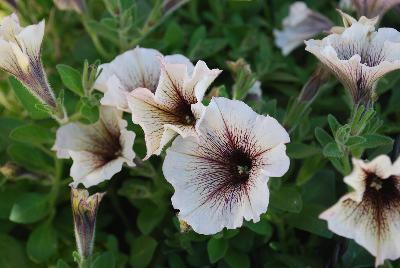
[94,47,193,112]
[305,15,400,106]
[0,13,56,107]
[53,106,136,188]
[127,59,221,160]
[273,2,332,55]
[320,155,400,267]
[162,97,290,235]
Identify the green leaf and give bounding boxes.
[287,204,332,238]
[56,64,84,96]
[8,143,53,173]
[10,124,55,145]
[92,252,115,268]
[165,22,184,49]
[346,136,366,147]
[361,134,393,149]
[0,234,30,268]
[9,193,49,224]
[129,236,157,268]
[327,114,341,134]
[270,186,302,213]
[56,259,71,268]
[286,142,320,159]
[9,77,49,119]
[323,142,343,158]
[224,248,250,268]
[207,237,228,263]
[315,127,334,147]
[244,218,273,237]
[137,204,166,235]
[27,223,57,262]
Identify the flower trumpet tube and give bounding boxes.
[305,12,400,107]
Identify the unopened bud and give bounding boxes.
[71,188,105,259]
[298,65,330,102]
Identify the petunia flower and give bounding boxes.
[127,59,221,159]
[71,188,104,260]
[353,0,400,19]
[94,47,193,112]
[305,14,400,107]
[53,106,136,188]
[0,13,57,108]
[162,97,290,235]
[320,155,400,267]
[273,2,333,55]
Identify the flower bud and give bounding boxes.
[71,188,105,259]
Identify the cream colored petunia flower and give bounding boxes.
[53,106,136,187]
[127,58,221,159]
[94,47,193,112]
[273,2,333,55]
[320,155,400,267]
[305,14,400,106]
[162,97,290,235]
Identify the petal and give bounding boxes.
[128,88,193,159]
[95,47,162,93]
[16,20,44,58]
[0,13,22,41]
[69,152,126,188]
[100,75,131,112]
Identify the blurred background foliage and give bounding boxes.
[1,0,400,267]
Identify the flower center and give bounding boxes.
[176,101,196,125]
[228,149,253,185]
[335,44,384,67]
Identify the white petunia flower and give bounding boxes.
[162,97,290,235]
[305,15,400,106]
[127,59,221,160]
[320,155,400,267]
[353,0,400,19]
[94,47,193,112]
[273,2,333,55]
[53,106,136,188]
[0,13,57,108]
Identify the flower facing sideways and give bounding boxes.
[71,188,104,260]
[162,97,290,235]
[353,0,400,19]
[0,13,57,108]
[305,14,400,107]
[320,155,400,267]
[127,59,221,159]
[273,1,332,55]
[53,106,136,188]
[94,47,193,112]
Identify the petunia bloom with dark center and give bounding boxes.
[162,97,290,235]
[53,106,136,188]
[127,59,221,159]
[320,155,400,267]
